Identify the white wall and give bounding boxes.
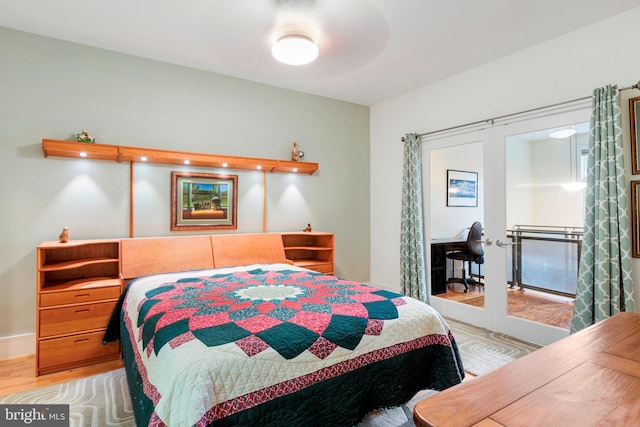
[530,135,586,228]
[0,27,371,355]
[429,142,484,239]
[506,131,588,229]
[506,140,534,227]
[370,5,640,309]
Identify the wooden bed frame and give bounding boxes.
[120,233,288,281]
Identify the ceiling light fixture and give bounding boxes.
[272,35,318,65]
[561,182,587,191]
[550,128,577,139]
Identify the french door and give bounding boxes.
[425,106,590,345]
[424,128,493,331]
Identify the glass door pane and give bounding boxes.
[425,131,491,329]
[505,123,587,327]
[494,108,590,345]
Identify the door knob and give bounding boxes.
[496,239,515,247]
[478,239,492,246]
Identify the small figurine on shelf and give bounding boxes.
[58,227,69,243]
[291,141,299,161]
[303,223,312,232]
[76,129,96,144]
[291,141,305,161]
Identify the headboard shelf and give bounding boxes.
[42,139,319,175]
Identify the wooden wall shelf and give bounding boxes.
[42,139,318,175]
[282,232,334,274]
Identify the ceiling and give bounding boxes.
[1,0,639,106]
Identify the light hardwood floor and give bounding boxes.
[0,355,123,396]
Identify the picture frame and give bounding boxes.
[447,169,478,207]
[171,171,237,231]
[630,96,640,175]
[631,180,640,257]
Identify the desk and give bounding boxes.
[414,312,640,427]
[430,238,466,295]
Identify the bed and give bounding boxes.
[105,233,464,427]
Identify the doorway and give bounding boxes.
[425,107,591,345]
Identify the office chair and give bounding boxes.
[446,221,484,292]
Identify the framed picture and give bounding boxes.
[447,169,478,207]
[631,180,640,257]
[631,96,640,175]
[171,171,237,231]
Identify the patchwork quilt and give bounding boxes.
[113,264,464,426]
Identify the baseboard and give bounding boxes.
[0,333,35,360]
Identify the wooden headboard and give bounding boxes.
[120,233,287,280]
[120,235,214,280]
[211,233,287,268]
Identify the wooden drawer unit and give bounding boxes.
[40,284,121,307]
[39,301,117,337]
[36,240,122,376]
[296,261,334,274]
[282,232,334,275]
[38,331,120,374]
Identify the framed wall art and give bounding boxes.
[631,180,640,257]
[447,169,478,207]
[171,171,237,231]
[630,96,640,175]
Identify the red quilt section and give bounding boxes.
[134,269,406,359]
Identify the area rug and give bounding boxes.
[0,319,538,427]
[0,368,132,426]
[445,317,540,376]
[463,292,573,330]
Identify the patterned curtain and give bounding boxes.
[571,85,636,332]
[400,133,427,301]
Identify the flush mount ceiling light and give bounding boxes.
[561,182,587,191]
[272,35,318,65]
[550,128,577,139]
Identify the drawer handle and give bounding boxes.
[74,338,90,343]
[75,294,91,298]
[75,309,90,313]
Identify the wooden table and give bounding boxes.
[414,312,640,427]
